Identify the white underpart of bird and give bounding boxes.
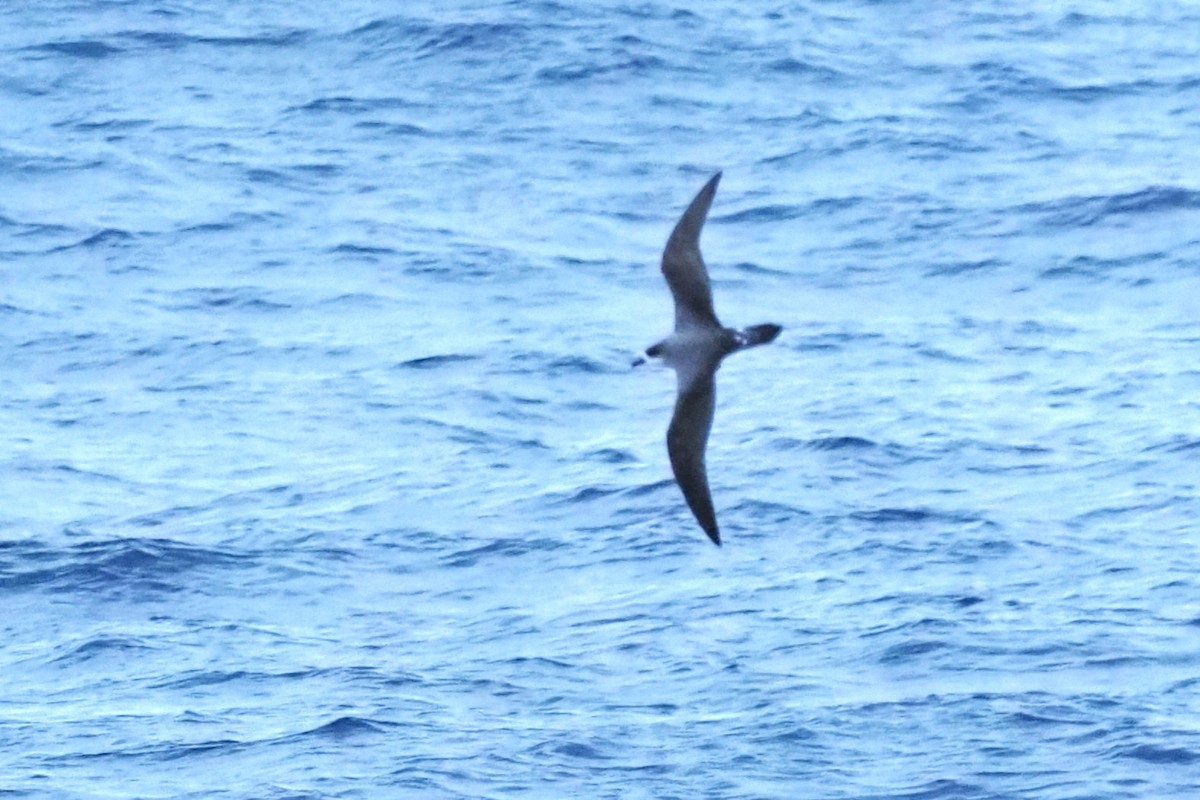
[638,171,782,546]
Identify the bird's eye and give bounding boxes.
[646,344,663,357]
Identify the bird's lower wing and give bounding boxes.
[667,373,720,545]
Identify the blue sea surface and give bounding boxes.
[3,1,1200,797]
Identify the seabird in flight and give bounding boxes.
[635,172,782,546]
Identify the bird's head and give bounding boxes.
[632,341,666,368]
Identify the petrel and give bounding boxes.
[636,172,782,546]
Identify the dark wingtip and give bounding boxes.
[667,171,723,251]
[706,526,721,547]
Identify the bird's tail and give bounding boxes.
[734,323,782,350]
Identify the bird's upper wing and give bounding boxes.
[667,370,720,545]
[661,172,722,331]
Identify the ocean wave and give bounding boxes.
[164,286,292,312]
[48,228,134,252]
[49,634,155,665]
[1121,743,1200,765]
[879,639,949,664]
[537,56,670,83]
[924,258,1006,278]
[119,29,312,51]
[24,40,123,59]
[347,18,529,62]
[295,716,394,740]
[1018,186,1200,229]
[0,536,250,595]
[806,436,878,451]
[850,507,995,528]
[442,536,565,568]
[397,353,479,370]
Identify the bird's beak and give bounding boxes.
[631,356,646,368]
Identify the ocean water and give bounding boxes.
[2,1,1200,797]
